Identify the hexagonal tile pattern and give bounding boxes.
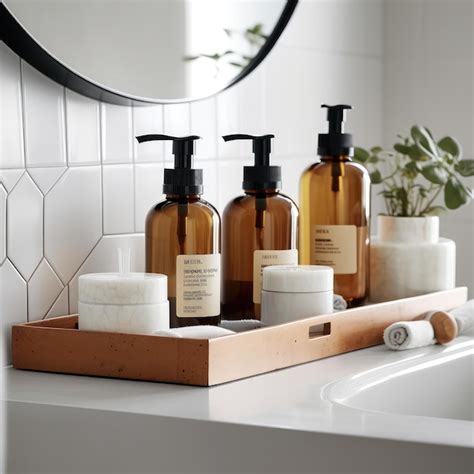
[69,234,145,313]
[0,169,25,192]
[45,286,69,319]
[45,166,102,284]
[28,259,63,321]
[0,260,27,366]
[7,173,43,279]
[28,167,67,195]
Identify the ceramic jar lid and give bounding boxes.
[262,265,333,293]
[79,272,168,305]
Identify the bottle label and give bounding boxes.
[312,225,357,274]
[253,249,298,304]
[176,254,221,318]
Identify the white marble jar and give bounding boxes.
[78,273,169,334]
[370,216,455,302]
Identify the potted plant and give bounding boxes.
[354,126,473,302]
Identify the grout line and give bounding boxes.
[63,87,69,166]
[18,60,27,169]
[99,103,105,236]
[131,108,137,233]
[42,284,65,320]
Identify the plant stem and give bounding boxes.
[419,186,442,215]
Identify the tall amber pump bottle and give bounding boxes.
[221,134,298,320]
[299,105,370,306]
[136,134,221,328]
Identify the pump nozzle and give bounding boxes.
[136,134,203,195]
[318,104,354,157]
[222,134,280,190]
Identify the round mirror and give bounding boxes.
[0,0,297,104]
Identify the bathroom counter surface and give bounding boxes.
[4,332,473,473]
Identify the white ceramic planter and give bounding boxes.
[370,216,455,303]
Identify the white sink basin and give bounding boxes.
[324,341,474,422]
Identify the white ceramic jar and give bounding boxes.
[78,272,169,334]
[261,265,333,325]
[370,216,455,303]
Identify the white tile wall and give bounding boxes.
[66,90,101,166]
[1,0,471,366]
[22,63,66,167]
[383,0,474,290]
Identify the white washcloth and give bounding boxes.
[220,319,266,332]
[383,320,436,350]
[333,294,348,312]
[451,300,474,334]
[154,325,235,339]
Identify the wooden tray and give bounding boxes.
[12,287,467,386]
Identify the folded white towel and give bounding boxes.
[154,325,235,339]
[383,320,436,350]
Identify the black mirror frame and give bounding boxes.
[0,0,298,105]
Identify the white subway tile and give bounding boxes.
[199,159,218,209]
[68,234,145,313]
[45,286,69,318]
[134,163,164,232]
[66,90,101,165]
[217,159,243,213]
[190,98,217,160]
[28,167,67,195]
[22,63,66,167]
[28,259,63,321]
[0,185,6,264]
[217,86,242,158]
[44,167,102,284]
[103,164,134,234]
[101,103,133,163]
[133,105,164,163]
[7,173,43,280]
[0,44,24,169]
[0,260,27,365]
[163,103,191,158]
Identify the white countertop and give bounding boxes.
[4,332,473,449]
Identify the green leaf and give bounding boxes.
[394,143,411,155]
[423,206,447,216]
[367,155,379,163]
[438,136,462,159]
[403,161,418,179]
[354,147,370,163]
[370,146,383,154]
[454,159,474,177]
[420,164,448,184]
[411,126,438,159]
[444,178,471,209]
[369,170,383,184]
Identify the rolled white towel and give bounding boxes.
[451,300,474,334]
[220,319,266,332]
[154,325,235,339]
[333,294,347,312]
[383,320,436,351]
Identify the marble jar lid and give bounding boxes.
[79,272,168,305]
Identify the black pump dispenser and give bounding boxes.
[317,104,354,157]
[135,134,203,195]
[222,134,281,190]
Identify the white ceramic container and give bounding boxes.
[370,216,455,302]
[261,265,333,325]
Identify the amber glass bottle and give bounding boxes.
[136,134,220,328]
[221,134,298,320]
[299,105,370,306]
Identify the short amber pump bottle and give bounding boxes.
[221,134,298,320]
[299,105,370,306]
[136,134,221,328]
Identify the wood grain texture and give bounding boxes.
[11,288,467,386]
